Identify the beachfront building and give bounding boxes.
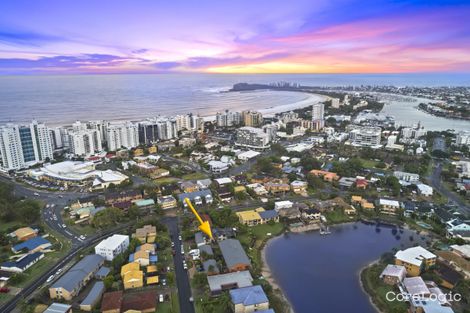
[230,285,270,313]
[0,121,54,170]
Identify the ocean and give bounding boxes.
[0,73,469,129]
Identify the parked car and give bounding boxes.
[159,294,164,303]
[0,288,9,293]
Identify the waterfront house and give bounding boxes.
[379,264,406,285]
[378,199,401,215]
[395,246,437,276]
[207,271,253,295]
[219,239,251,272]
[237,208,278,226]
[402,276,430,298]
[49,254,104,300]
[230,285,270,313]
[434,261,463,289]
[301,207,321,220]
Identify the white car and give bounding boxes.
[62,224,66,228]
[178,235,182,241]
[46,275,54,283]
[159,294,164,303]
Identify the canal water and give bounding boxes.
[265,222,428,313]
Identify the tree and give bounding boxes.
[17,200,41,224]
[306,174,324,189]
[103,275,114,290]
[127,205,140,220]
[209,208,238,228]
[300,156,322,172]
[386,176,401,196]
[192,272,207,289]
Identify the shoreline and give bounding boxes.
[359,261,383,313]
[261,233,295,313]
[260,220,416,313]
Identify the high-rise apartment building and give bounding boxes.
[242,111,263,127]
[106,122,139,151]
[311,103,324,131]
[68,129,102,157]
[0,121,54,170]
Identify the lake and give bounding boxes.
[265,222,429,313]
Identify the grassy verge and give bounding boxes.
[181,173,208,181]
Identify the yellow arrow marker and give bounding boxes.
[184,197,213,240]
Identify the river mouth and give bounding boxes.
[265,221,429,313]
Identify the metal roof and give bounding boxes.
[218,239,250,269]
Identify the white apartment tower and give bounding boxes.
[0,121,54,170]
[312,102,325,131]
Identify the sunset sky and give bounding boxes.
[1,0,470,74]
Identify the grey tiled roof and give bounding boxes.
[218,239,250,269]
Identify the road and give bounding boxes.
[0,175,87,245]
[163,217,195,313]
[0,223,130,313]
[428,161,469,214]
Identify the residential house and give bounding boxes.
[121,290,157,312]
[379,264,406,285]
[290,180,307,194]
[378,199,401,215]
[246,183,268,196]
[43,303,72,313]
[49,254,104,300]
[79,281,104,311]
[403,276,431,298]
[1,252,44,273]
[264,181,290,194]
[95,266,110,280]
[105,190,142,205]
[101,291,123,313]
[157,195,177,210]
[395,246,437,276]
[274,201,293,211]
[134,225,157,243]
[338,177,356,188]
[203,259,220,275]
[11,237,51,254]
[450,244,470,259]
[95,234,129,261]
[207,271,253,295]
[121,262,143,290]
[178,189,213,206]
[434,261,463,289]
[197,179,212,190]
[180,181,199,193]
[230,285,270,313]
[219,239,251,272]
[417,184,433,197]
[301,208,321,220]
[309,170,340,182]
[13,227,38,241]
